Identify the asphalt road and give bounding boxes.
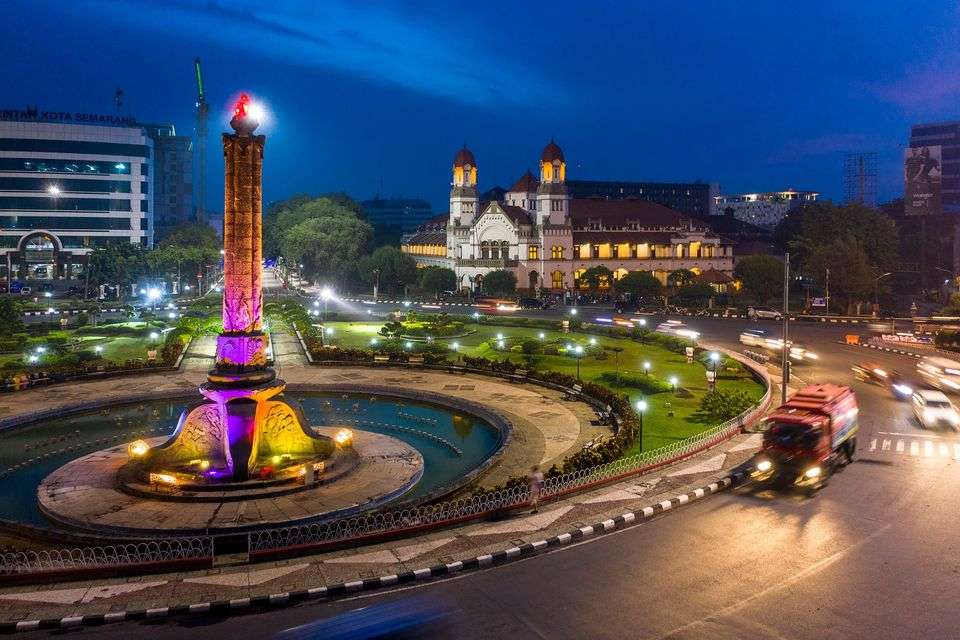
[51,313,960,639]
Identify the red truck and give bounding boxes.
[751,384,859,493]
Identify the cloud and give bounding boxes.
[77,0,568,109]
[767,133,891,163]
[865,63,960,112]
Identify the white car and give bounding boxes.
[917,356,960,393]
[739,329,817,361]
[912,389,960,430]
[749,307,783,321]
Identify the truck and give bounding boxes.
[751,384,858,493]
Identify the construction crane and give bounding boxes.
[194,57,209,225]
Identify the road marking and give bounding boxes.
[940,443,950,458]
[869,438,877,452]
[925,440,934,457]
[955,444,960,460]
[896,440,905,453]
[882,439,891,452]
[910,441,920,456]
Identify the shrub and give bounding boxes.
[595,371,672,394]
[698,389,755,421]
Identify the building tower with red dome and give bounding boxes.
[449,145,479,227]
[536,139,570,226]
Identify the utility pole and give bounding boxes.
[825,267,830,315]
[193,58,209,226]
[781,252,790,404]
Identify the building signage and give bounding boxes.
[905,145,942,216]
[811,297,826,307]
[0,106,136,127]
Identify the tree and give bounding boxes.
[418,266,457,297]
[86,243,148,297]
[156,222,220,249]
[0,298,24,337]
[264,194,368,258]
[279,211,372,286]
[580,265,614,290]
[667,269,696,288]
[616,271,662,298]
[357,246,419,295]
[481,270,517,296]
[806,237,875,313]
[783,202,899,271]
[734,255,784,304]
[676,282,716,305]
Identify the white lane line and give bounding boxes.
[896,440,905,454]
[924,440,934,457]
[910,441,920,457]
[940,443,950,458]
[954,444,960,460]
[882,439,891,452]
[869,438,877,452]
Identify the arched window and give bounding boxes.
[551,270,564,289]
[551,245,564,259]
[500,241,510,260]
[480,241,490,259]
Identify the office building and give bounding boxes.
[143,124,193,240]
[566,179,719,218]
[361,197,433,235]
[713,189,819,228]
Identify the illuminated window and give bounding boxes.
[528,245,539,260]
[551,245,564,259]
[552,270,564,288]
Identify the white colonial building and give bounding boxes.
[403,141,735,293]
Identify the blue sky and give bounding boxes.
[4,0,960,213]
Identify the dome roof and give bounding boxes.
[453,145,476,167]
[541,139,564,163]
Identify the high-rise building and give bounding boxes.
[714,189,819,228]
[909,122,960,214]
[0,111,155,285]
[143,124,193,240]
[566,179,719,218]
[361,197,433,235]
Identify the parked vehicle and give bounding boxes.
[751,384,859,493]
[917,356,960,393]
[748,307,783,321]
[911,390,960,430]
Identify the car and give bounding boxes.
[518,297,544,309]
[748,307,783,321]
[917,356,960,393]
[655,320,699,340]
[852,363,913,399]
[912,389,960,430]
[740,329,818,361]
[739,329,768,347]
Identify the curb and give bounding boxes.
[0,470,748,633]
[846,341,923,358]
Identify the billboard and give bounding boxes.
[904,145,942,216]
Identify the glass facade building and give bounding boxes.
[0,119,154,284]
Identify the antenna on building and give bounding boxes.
[843,152,877,207]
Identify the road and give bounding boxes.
[51,313,960,639]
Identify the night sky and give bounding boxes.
[4,1,959,213]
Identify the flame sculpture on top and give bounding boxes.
[139,94,331,483]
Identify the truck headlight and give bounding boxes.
[804,466,821,479]
[756,459,772,472]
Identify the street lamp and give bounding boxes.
[874,272,893,313]
[643,361,651,374]
[574,344,584,380]
[569,308,578,316]
[320,287,333,320]
[635,399,647,450]
[669,375,678,394]
[708,351,720,391]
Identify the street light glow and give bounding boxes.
[569,308,578,316]
[320,287,333,301]
[710,352,720,362]
[635,400,648,413]
[643,361,651,371]
[451,341,460,350]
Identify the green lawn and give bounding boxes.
[323,320,766,452]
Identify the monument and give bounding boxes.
[134,94,331,486]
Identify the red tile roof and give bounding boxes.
[695,268,734,284]
[453,146,475,167]
[498,204,533,226]
[541,140,564,163]
[508,170,539,193]
[570,199,704,229]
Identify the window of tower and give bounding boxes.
[528,245,539,260]
[551,245,564,259]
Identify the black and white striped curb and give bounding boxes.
[0,471,747,634]
[846,341,924,358]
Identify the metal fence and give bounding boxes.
[249,383,771,554]
[0,538,212,576]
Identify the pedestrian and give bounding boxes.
[528,465,544,513]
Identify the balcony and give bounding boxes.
[457,258,519,268]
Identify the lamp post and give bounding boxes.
[612,346,624,387]
[873,272,892,315]
[574,344,584,380]
[643,360,651,374]
[669,375,678,394]
[635,399,647,451]
[708,351,719,391]
[320,286,332,321]
[781,252,790,404]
